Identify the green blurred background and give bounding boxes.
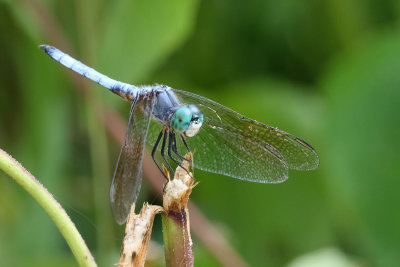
[1,0,400,266]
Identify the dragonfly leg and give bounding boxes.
[180,135,190,153]
[176,135,194,171]
[151,128,169,180]
[171,135,186,162]
[160,129,174,174]
[179,135,191,162]
[168,132,191,176]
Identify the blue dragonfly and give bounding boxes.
[40,45,319,224]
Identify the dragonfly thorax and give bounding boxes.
[170,105,203,137]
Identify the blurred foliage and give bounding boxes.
[1,0,399,266]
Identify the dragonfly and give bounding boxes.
[40,45,319,224]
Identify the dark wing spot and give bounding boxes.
[295,137,315,150]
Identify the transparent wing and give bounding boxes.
[110,92,155,224]
[170,89,319,183]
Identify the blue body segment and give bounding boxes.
[40,45,139,101]
[151,89,181,123]
[40,45,182,125]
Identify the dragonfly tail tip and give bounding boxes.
[39,44,53,54]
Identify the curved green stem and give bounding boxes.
[0,148,97,267]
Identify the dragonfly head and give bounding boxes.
[170,105,203,137]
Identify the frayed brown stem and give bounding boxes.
[118,203,163,267]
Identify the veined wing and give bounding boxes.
[170,89,319,183]
[40,45,138,101]
[110,92,155,224]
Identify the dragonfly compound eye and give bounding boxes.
[170,105,203,137]
[171,106,192,133]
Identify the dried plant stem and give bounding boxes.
[0,148,96,267]
[162,154,197,267]
[118,203,163,267]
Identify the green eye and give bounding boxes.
[170,105,204,137]
[170,106,192,133]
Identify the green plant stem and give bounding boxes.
[162,210,194,267]
[0,148,97,267]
